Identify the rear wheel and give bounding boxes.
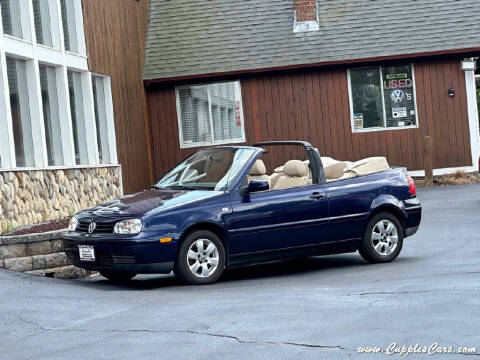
[359,212,403,263]
[174,230,225,285]
[100,272,136,282]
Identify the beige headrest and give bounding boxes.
[283,160,308,177]
[324,161,347,179]
[274,165,284,173]
[249,159,267,176]
[321,157,336,166]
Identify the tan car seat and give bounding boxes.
[323,160,347,180]
[270,165,284,188]
[339,157,390,180]
[247,159,270,185]
[272,160,309,190]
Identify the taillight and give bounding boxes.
[407,175,416,196]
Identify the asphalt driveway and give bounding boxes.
[1,184,479,359]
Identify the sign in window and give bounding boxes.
[349,65,418,132]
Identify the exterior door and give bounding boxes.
[228,185,329,255]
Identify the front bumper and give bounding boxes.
[63,234,176,274]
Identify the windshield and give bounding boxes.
[154,148,256,191]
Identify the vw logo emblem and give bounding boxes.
[391,89,405,103]
[88,222,96,234]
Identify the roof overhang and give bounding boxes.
[144,47,480,86]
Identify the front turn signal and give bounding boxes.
[160,237,172,243]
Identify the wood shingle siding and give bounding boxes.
[147,59,472,179]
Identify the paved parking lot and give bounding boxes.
[1,184,479,359]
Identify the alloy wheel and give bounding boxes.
[371,220,398,256]
[187,239,220,278]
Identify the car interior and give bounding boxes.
[247,156,390,190]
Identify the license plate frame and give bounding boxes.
[78,245,95,262]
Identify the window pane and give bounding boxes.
[39,64,63,166]
[0,0,23,38]
[382,65,417,127]
[210,82,238,141]
[7,57,34,167]
[32,0,52,46]
[177,81,245,148]
[350,68,384,130]
[67,70,87,165]
[178,86,212,146]
[60,0,78,52]
[92,75,110,164]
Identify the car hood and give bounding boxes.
[77,188,221,220]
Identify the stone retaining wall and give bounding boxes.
[0,166,122,235]
[0,229,92,278]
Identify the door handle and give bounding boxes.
[310,192,327,200]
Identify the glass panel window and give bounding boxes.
[92,75,110,164]
[349,67,384,129]
[349,64,418,131]
[0,0,22,38]
[60,0,78,53]
[32,0,52,46]
[7,57,34,167]
[382,65,417,128]
[39,64,63,166]
[67,70,87,165]
[176,81,245,148]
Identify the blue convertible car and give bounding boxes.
[63,141,421,284]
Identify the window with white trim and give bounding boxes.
[176,81,245,148]
[7,56,34,167]
[32,0,52,47]
[92,75,111,164]
[0,0,116,169]
[39,63,63,166]
[67,70,88,165]
[60,0,78,53]
[0,0,22,38]
[348,64,418,132]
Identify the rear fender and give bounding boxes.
[369,195,407,227]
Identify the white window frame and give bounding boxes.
[347,64,419,133]
[175,81,246,149]
[0,0,116,170]
[91,73,117,164]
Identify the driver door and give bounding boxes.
[228,183,330,256]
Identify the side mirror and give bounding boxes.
[247,179,269,193]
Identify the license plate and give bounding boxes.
[79,245,95,262]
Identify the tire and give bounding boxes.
[100,272,137,282]
[359,212,403,263]
[174,230,226,285]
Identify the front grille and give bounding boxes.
[112,254,136,264]
[77,221,115,234]
[63,239,136,267]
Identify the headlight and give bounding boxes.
[68,217,78,232]
[114,219,143,235]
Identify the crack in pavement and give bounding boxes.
[16,317,352,353]
[345,289,463,297]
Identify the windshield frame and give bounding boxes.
[152,147,261,192]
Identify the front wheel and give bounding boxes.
[174,230,225,285]
[359,212,403,263]
[100,272,137,282]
